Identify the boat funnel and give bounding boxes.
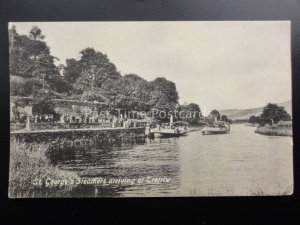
[170,114,173,124]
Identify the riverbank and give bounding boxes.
[255,121,292,137]
[9,138,79,198]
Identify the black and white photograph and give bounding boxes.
[9,21,293,198]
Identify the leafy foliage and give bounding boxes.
[209,109,221,120]
[102,74,152,111]
[177,103,202,125]
[64,58,81,83]
[64,48,121,92]
[10,75,26,96]
[248,115,261,124]
[32,91,60,120]
[9,26,67,96]
[260,103,291,125]
[10,26,184,121]
[220,115,230,123]
[9,138,78,197]
[149,77,179,112]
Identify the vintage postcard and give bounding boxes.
[9,21,293,197]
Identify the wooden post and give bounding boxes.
[26,115,31,131]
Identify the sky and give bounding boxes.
[10,21,292,112]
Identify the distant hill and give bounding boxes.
[219,100,292,120]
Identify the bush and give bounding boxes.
[9,138,79,197]
[81,91,105,102]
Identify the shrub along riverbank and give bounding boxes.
[255,121,292,137]
[9,138,79,198]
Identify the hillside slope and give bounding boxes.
[219,100,292,120]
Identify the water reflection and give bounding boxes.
[52,136,182,197]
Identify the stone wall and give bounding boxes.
[10,96,108,122]
[11,127,146,145]
[11,122,114,131]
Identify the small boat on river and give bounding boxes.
[202,120,230,135]
[152,121,189,137]
[146,115,189,138]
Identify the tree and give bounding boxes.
[64,58,81,83]
[9,26,30,77]
[23,78,46,96]
[221,114,230,122]
[248,115,261,124]
[10,26,54,78]
[102,74,152,112]
[28,26,45,40]
[65,48,121,92]
[32,91,60,121]
[177,103,202,125]
[10,75,26,96]
[46,74,73,94]
[9,26,70,96]
[209,109,221,120]
[149,77,179,112]
[101,75,180,121]
[260,103,291,125]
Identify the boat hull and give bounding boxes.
[154,131,188,138]
[201,127,229,135]
[147,124,189,138]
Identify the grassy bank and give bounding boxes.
[9,138,79,198]
[255,121,292,137]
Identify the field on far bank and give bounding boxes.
[255,121,292,137]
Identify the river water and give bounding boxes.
[55,124,293,197]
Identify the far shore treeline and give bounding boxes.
[9,25,204,124]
